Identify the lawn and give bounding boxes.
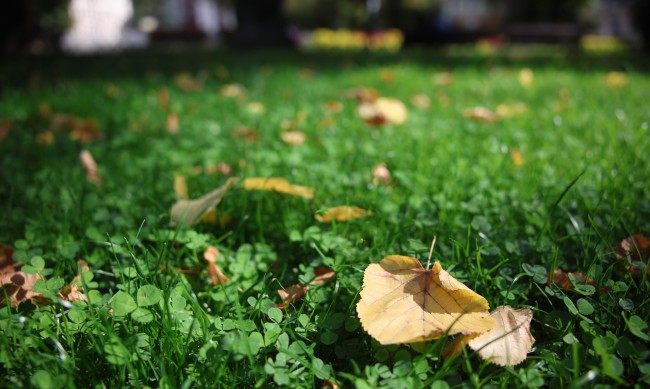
[1,46,649,388]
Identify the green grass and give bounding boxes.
[1,46,649,388]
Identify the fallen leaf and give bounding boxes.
[614,235,650,278]
[200,209,232,226]
[467,306,535,366]
[357,256,495,344]
[79,150,102,185]
[174,73,203,92]
[69,118,102,143]
[220,83,246,99]
[315,206,372,223]
[604,71,628,87]
[59,260,90,303]
[0,271,41,308]
[277,284,309,308]
[281,131,307,145]
[411,94,430,109]
[170,178,238,226]
[518,68,534,88]
[232,127,258,143]
[380,69,394,84]
[321,379,340,389]
[312,267,336,285]
[346,87,378,102]
[0,244,15,274]
[496,102,527,117]
[463,107,500,123]
[510,149,524,167]
[324,101,343,113]
[205,163,232,175]
[166,112,179,133]
[203,246,229,286]
[372,163,391,186]
[433,72,454,86]
[39,102,53,119]
[277,267,335,308]
[548,268,606,294]
[173,175,189,199]
[243,177,314,199]
[247,102,266,115]
[357,98,407,125]
[105,83,120,98]
[0,119,12,141]
[36,131,54,145]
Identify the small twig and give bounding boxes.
[427,235,437,270]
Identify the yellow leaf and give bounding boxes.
[496,102,527,117]
[357,256,495,344]
[243,177,314,199]
[604,71,628,87]
[315,206,372,223]
[518,68,534,88]
[467,305,535,366]
[357,97,407,125]
[281,131,307,145]
[170,178,237,226]
[173,175,189,199]
[510,149,524,167]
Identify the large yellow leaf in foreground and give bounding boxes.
[467,305,535,366]
[357,256,495,344]
[243,177,314,199]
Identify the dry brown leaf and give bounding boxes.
[321,379,341,389]
[324,101,343,113]
[220,83,246,99]
[0,244,15,274]
[39,102,53,119]
[518,68,534,88]
[614,235,650,278]
[372,163,391,186]
[80,150,102,186]
[357,256,495,344]
[69,119,102,143]
[232,127,258,143]
[281,131,307,145]
[357,98,407,126]
[467,306,535,366]
[105,84,120,98]
[0,271,41,308]
[36,131,54,145]
[346,87,378,102]
[200,209,232,226]
[0,119,12,141]
[59,260,90,303]
[170,178,238,226]
[315,206,372,223]
[411,94,430,109]
[276,267,335,308]
[166,112,179,133]
[174,73,203,92]
[312,267,336,285]
[433,71,454,86]
[205,163,232,176]
[463,107,500,123]
[243,177,314,199]
[380,69,394,84]
[604,71,628,87]
[173,175,189,199]
[203,246,229,286]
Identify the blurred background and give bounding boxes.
[1,0,648,54]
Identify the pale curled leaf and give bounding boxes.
[357,256,495,344]
[463,107,500,123]
[467,305,535,366]
[315,206,372,223]
[79,150,102,186]
[203,246,229,286]
[243,177,314,199]
[170,178,238,226]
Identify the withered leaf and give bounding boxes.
[315,206,372,223]
[80,150,102,186]
[203,246,229,286]
[170,178,238,226]
[243,177,314,199]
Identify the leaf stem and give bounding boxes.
[427,235,437,270]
